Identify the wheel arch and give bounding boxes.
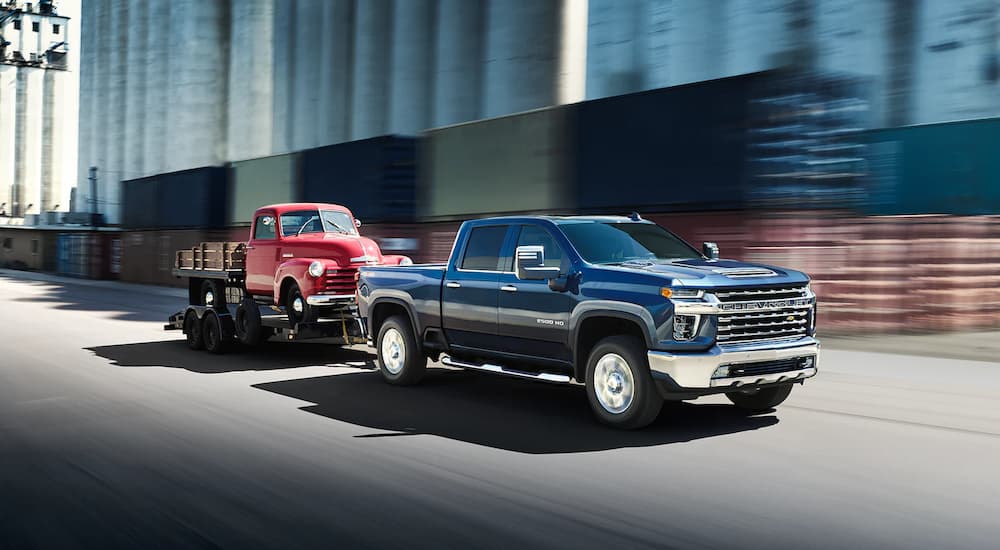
[369,297,420,344]
[572,309,652,382]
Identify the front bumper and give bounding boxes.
[306,294,356,306]
[648,337,819,391]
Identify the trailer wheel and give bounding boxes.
[201,279,226,311]
[202,310,229,354]
[285,283,314,326]
[184,310,205,351]
[235,299,267,346]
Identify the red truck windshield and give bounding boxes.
[280,210,357,237]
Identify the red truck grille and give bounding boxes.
[324,267,359,295]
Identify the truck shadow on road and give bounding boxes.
[88,340,375,373]
[253,368,780,454]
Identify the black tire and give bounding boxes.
[184,310,205,351]
[376,315,426,385]
[585,335,663,429]
[200,279,226,311]
[235,299,267,346]
[202,310,229,355]
[726,384,793,412]
[285,283,313,326]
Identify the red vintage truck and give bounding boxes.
[166,203,411,352]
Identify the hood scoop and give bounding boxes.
[711,267,778,279]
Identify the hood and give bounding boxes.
[292,232,384,264]
[598,258,809,287]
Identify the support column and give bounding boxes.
[432,0,484,127]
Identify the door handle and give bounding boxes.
[500,285,517,292]
[446,281,461,288]
[244,245,255,250]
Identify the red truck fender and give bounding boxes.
[272,257,339,305]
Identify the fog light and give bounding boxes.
[673,314,697,341]
[802,356,815,369]
[712,366,731,379]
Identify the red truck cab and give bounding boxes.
[244,203,410,323]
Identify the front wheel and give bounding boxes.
[726,384,793,412]
[285,283,314,326]
[376,315,426,385]
[585,335,663,429]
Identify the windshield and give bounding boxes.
[558,221,702,265]
[280,209,357,236]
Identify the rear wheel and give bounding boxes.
[202,310,229,354]
[585,335,662,429]
[184,310,204,351]
[376,315,426,385]
[726,384,793,412]
[200,279,226,310]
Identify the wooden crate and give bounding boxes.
[175,241,246,271]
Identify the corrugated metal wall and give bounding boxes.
[228,153,301,226]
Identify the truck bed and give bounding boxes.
[174,242,247,275]
[359,264,447,333]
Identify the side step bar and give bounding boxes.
[440,355,573,385]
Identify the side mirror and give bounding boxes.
[515,245,560,281]
[354,219,362,228]
[702,242,719,260]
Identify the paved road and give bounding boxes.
[1,271,998,550]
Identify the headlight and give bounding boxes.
[398,256,413,266]
[661,287,704,299]
[308,260,324,278]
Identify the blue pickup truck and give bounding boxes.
[357,215,819,429]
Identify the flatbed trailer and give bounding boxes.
[166,241,366,354]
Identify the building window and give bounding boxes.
[53,23,60,34]
[13,19,20,30]
[32,21,39,32]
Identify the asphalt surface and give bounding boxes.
[1,271,999,550]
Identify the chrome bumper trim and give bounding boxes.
[647,337,820,390]
[306,294,356,306]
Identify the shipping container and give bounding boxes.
[120,229,231,287]
[228,153,301,226]
[420,107,575,220]
[301,136,417,223]
[55,231,121,279]
[121,166,228,230]
[574,74,757,213]
[865,118,1000,215]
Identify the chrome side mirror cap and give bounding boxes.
[515,245,560,281]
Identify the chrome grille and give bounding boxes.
[716,285,813,344]
[324,266,359,295]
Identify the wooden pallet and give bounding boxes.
[175,242,246,271]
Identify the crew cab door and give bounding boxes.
[497,224,573,364]
[441,224,510,351]
[245,212,279,296]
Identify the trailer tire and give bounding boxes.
[202,310,229,355]
[376,315,426,386]
[235,299,267,346]
[184,310,205,351]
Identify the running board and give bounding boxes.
[440,355,573,385]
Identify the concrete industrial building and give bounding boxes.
[1,0,78,221]
[76,0,1000,225]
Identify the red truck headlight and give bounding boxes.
[308,261,325,278]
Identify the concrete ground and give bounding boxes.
[1,269,998,549]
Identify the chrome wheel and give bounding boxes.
[593,353,635,414]
[381,327,405,375]
[291,296,304,313]
[204,290,215,306]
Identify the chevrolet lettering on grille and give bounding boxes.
[718,298,812,312]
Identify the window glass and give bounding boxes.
[13,19,20,30]
[32,21,39,32]
[280,210,322,236]
[513,225,565,273]
[559,221,701,264]
[460,225,508,271]
[253,215,276,240]
[53,24,60,34]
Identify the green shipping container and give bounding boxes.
[865,118,1000,215]
[227,153,301,225]
[420,107,575,220]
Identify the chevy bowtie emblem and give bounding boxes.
[787,315,795,321]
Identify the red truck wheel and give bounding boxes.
[285,283,315,325]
